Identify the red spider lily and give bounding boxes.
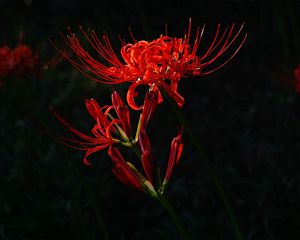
[0,44,39,80]
[108,146,158,196]
[108,146,144,191]
[140,89,159,131]
[51,91,132,165]
[108,128,184,196]
[138,127,184,194]
[135,126,184,194]
[56,19,247,110]
[138,129,154,185]
[112,91,131,137]
[164,129,183,185]
[156,128,184,194]
[52,88,183,196]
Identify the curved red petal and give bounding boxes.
[138,130,154,184]
[159,81,185,107]
[108,146,143,191]
[112,91,132,137]
[126,81,144,111]
[140,90,158,130]
[164,130,184,182]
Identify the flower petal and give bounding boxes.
[111,91,132,137]
[164,129,183,183]
[126,81,144,110]
[108,146,143,191]
[159,80,185,108]
[138,130,154,185]
[140,89,158,130]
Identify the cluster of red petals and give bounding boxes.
[109,122,183,193]
[107,91,184,193]
[51,92,131,166]
[53,90,183,194]
[108,146,144,191]
[58,19,247,110]
[0,44,39,80]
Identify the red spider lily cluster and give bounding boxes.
[53,90,183,196]
[53,19,246,197]
[0,43,39,81]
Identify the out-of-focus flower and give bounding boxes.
[56,19,247,110]
[0,43,39,81]
[11,44,40,76]
[293,64,300,92]
[0,46,11,78]
[274,64,300,93]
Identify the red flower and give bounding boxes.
[138,129,154,185]
[52,91,160,195]
[274,64,300,93]
[0,44,39,80]
[51,91,132,165]
[108,146,144,191]
[52,89,184,196]
[108,146,157,196]
[11,44,40,76]
[111,91,132,137]
[57,19,247,110]
[107,127,184,195]
[140,89,159,131]
[164,129,184,184]
[137,127,184,194]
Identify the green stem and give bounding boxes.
[165,95,244,240]
[157,194,191,240]
[131,142,142,161]
[129,139,190,239]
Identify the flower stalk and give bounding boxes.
[157,194,191,240]
[164,91,244,240]
[53,19,248,239]
[130,141,190,240]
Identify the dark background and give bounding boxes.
[1,0,300,239]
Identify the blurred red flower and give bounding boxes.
[0,43,39,81]
[274,63,300,93]
[294,64,300,92]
